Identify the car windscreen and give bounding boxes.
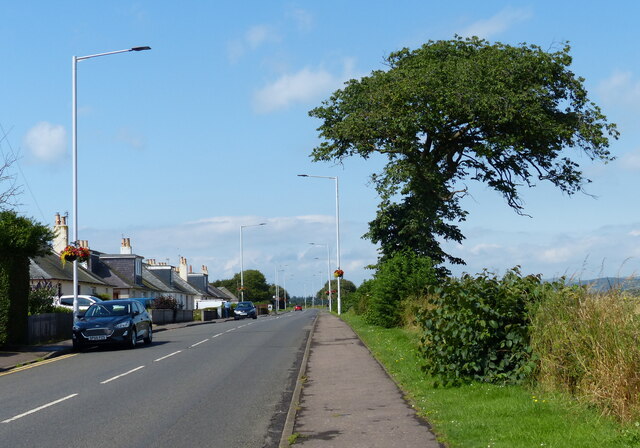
[236,303,253,309]
[85,303,131,317]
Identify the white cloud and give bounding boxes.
[117,128,146,150]
[598,71,640,107]
[227,24,279,63]
[468,243,502,255]
[82,214,376,294]
[460,6,533,39]
[630,230,640,237]
[618,148,640,171]
[253,60,357,113]
[23,122,67,163]
[287,7,313,32]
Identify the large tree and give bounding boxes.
[309,37,618,269]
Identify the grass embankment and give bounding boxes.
[341,312,640,448]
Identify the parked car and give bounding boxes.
[294,305,303,311]
[234,301,257,320]
[129,297,156,309]
[72,299,152,351]
[54,295,103,311]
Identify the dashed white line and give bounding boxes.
[154,351,182,362]
[190,338,209,348]
[226,328,236,332]
[2,394,78,423]
[100,366,145,384]
[212,333,222,338]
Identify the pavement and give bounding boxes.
[281,312,442,448]
[1,311,442,448]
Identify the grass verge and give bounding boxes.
[341,312,640,448]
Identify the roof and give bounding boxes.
[30,253,109,287]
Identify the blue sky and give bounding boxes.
[2,1,640,296]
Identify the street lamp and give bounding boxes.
[298,174,342,314]
[310,243,332,312]
[239,222,266,300]
[72,46,151,318]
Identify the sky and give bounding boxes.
[2,1,640,296]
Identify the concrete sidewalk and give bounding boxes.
[286,312,442,448]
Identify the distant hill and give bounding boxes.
[567,277,640,293]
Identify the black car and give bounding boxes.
[234,301,257,320]
[72,299,152,351]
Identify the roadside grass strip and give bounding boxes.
[100,366,145,384]
[2,394,78,423]
[341,313,640,448]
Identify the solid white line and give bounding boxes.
[154,351,182,362]
[190,339,209,348]
[2,393,78,423]
[100,366,145,384]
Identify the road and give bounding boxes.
[0,309,316,448]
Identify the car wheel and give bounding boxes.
[143,326,152,345]
[128,328,137,349]
[72,339,84,352]
[252,315,257,319]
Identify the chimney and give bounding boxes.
[179,256,188,281]
[120,237,132,255]
[202,265,208,275]
[53,213,69,254]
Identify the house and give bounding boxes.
[30,214,224,311]
[29,214,113,298]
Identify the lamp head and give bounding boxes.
[131,46,151,51]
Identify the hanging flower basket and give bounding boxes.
[333,269,344,278]
[60,245,90,266]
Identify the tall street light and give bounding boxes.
[310,243,332,312]
[298,174,342,314]
[72,46,151,318]
[239,222,266,300]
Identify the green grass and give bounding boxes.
[341,312,640,448]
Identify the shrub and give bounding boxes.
[418,267,554,385]
[28,280,56,315]
[151,296,178,310]
[530,286,640,422]
[364,251,438,328]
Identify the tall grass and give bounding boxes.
[530,286,640,422]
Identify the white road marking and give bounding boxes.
[154,351,182,362]
[100,366,145,384]
[190,339,209,348]
[2,393,78,423]
[212,333,223,338]
[226,328,236,332]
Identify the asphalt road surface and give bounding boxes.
[0,309,316,448]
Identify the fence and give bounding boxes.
[28,313,73,345]
[150,309,194,325]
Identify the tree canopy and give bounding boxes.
[212,269,272,302]
[309,36,618,269]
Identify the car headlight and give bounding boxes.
[72,325,80,331]
[115,321,130,329]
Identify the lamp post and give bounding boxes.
[72,46,150,318]
[239,223,266,300]
[310,242,332,312]
[298,174,342,314]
